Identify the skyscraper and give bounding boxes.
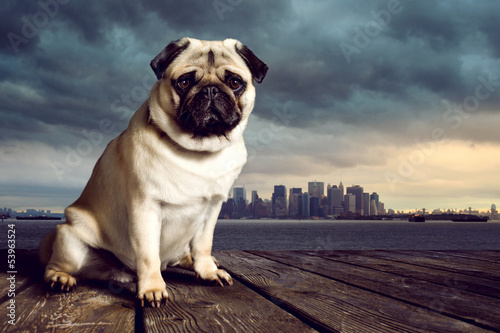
[272,185,287,217]
[301,192,310,217]
[310,197,320,217]
[233,187,246,202]
[233,187,246,218]
[344,193,356,213]
[370,192,379,210]
[330,185,344,215]
[251,190,258,205]
[370,199,379,216]
[378,202,385,215]
[308,181,324,198]
[491,204,498,220]
[363,193,370,216]
[288,188,302,217]
[346,185,364,215]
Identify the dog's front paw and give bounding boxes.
[138,288,168,308]
[197,269,233,287]
[47,271,77,292]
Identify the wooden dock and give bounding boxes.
[1,249,499,332]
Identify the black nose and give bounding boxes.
[202,85,219,99]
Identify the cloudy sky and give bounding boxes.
[1,0,499,213]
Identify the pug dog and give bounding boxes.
[39,37,268,307]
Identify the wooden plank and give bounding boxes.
[355,250,500,281]
[0,277,136,332]
[216,251,493,333]
[399,251,500,273]
[429,250,500,264]
[0,250,42,304]
[142,266,318,333]
[300,250,500,299]
[251,250,500,331]
[471,250,500,262]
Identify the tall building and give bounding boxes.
[308,181,324,198]
[327,184,332,214]
[251,190,258,205]
[370,199,379,216]
[492,204,499,220]
[370,192,379,210]
[219,198,236,219]
[363,193,370,216]
[272,185,287,217]
[344,193,356,213]
[251,191,268,219]
[301,192,310,217]
[346,185,364,215]
[288,188,302,217]
[378,202,385,215]
[233,187,246,203]
[310,197,321,217]
[330,185,344,215]
[233,187,247,218]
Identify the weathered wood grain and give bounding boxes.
[3,250,500,333]
[300,250,500,299]
[357,250,500,280]
[0,250,41,305]
[1,280,136,332]
[217,251,493,333]
[430,250,500,263]
[251,250,500,331]
[1,249,136,332]
[142,267,317,333]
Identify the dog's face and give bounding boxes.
[149,38,268,151]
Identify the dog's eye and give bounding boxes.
[178,79,191,90]
[228,78,242,90]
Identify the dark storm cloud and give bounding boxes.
[253,0,500,131]
[0,0,294,147]
[1,0,499,147]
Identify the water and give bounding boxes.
[1,219,499,250]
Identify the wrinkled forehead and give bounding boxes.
[170,40,249,79]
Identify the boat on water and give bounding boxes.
[451,214,488,222]
[16,216,62,221]
[408,214,425,222]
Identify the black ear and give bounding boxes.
[235,43,268,84]
[150,38,191,80]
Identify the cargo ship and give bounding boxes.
[408,214,425,222]
[451,214,488,222]
[16,216,62,221]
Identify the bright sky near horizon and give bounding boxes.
[1,0,499,213]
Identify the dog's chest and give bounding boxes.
[141,138,247,205]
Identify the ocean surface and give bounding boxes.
[1,219,500,250]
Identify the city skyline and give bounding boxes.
[219,182,498,220]
[1,174,497,214]
[1,1,499,213]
